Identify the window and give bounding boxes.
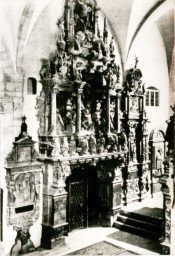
[27,77,37,94]
[145,87,159,107]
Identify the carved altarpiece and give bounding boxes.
[121,60,150,204]
[35,0,149,249]
[5,117,42,255]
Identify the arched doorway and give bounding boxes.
[66,165,99,231]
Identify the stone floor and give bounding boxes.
[28,192,163,255]
[29,227,161,256]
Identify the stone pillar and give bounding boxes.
[98,160,124,226]
[110,167,123,224]
[65,4,70,39]
[160,157,175,255]
[41,161,70,249]
[51,88,57,135]
[107,93,110,135]
[45,92,52,135]
[94,7,100,36]
[160,106,175,254]
[116,93,121,133]
[76,89,82,134]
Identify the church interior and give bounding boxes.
[0,0,174,255]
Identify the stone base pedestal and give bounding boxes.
[161,242,175,255]
[41,223,68,249]
[10,229,36,256]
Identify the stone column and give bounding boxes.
[160,157,175,255]
[51,88,57,135]
[116,92,121,133]
[65,4,70,39]
[98,160,124,226]
[141,95,144,116]
[0,102,4,193]
[76,89,82,134]
[107,93,111,135]
[41,161,70,249]
[45,92,51,135]
[110,167,123,224]
[125,95,129,114]
[94,7,100,36]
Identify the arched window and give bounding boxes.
[27,77,37,95]
[145,86,159,107]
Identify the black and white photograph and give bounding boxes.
[0,0,174,255]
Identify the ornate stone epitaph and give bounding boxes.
[5,117,42,256]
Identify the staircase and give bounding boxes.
[114,208,163,241]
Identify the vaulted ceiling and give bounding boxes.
[0,0,174,74]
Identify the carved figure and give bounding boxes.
[69,136,77,156]
[65,100,76,133]
[61,137,69,157]
[57,18,65,43]
[97,132,105,153]
[51,139,61,158]
[40,59,51,80]
[74,62,83,81]
[130,97,138,112]
[56,108,65,133]
[53,166,59,184]
[74,0,92,32]
[92,35,107,58]
[156,148,163,176]
[89,134,96,154]
[107,134,118,152]
[110,101,116,131]
[8,187,16,205]
[82,107,92,131]
[74,34,82,52]
[105,63,116,89]
[33,180,40,202]
[119,128,128,151]
[129,131,137,162]
[78,137,89,155]
[109,36,115,57]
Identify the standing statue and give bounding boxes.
[61,137,69,157]
[119,128,128,151]
[40,59,51,80]
[82,107,93,131]
[56,108,65,133]
[69,136,77,156]
[57,18,65,43]
[89,134,96,154]
[73,62,83,81]
[107,134,118,152]
[78,137,89,155]
[109,36,115,57]
[97,132,105,153]
[74,0,92,32]
[129,131,137,162]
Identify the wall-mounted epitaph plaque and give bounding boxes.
[5,117,42,255]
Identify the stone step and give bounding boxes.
[119,209,163,226]
[117,214,162,233]
[113,221,161,241]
